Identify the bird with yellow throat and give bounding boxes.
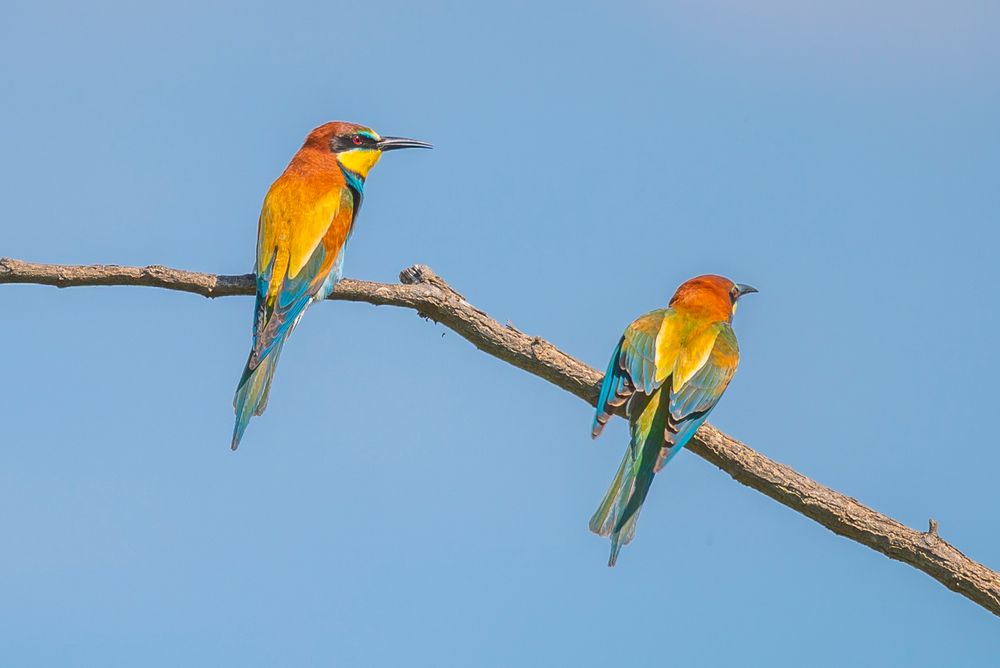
[232,122,431,450]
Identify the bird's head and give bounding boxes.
[669,274,758,322]
[304,121,432,181]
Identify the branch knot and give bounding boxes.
[399,264,437,285]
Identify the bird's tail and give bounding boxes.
[588,392,667,566]
[589,444,658,566]
[231,339,286,450]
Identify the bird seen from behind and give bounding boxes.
[590,275,757,565]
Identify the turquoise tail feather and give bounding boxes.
[231,339,286,450]
[590,438,659,566]
[589,391,668,566]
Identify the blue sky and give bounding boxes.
[2,0,999,664]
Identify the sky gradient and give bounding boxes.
[2,1,999,665]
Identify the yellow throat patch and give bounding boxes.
[336,148,383,179]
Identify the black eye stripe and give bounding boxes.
[331,133,377,152]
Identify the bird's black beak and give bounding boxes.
[734,283,759,298]
[377,136,433,151]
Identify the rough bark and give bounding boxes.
[3,256,999,617]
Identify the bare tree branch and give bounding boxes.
[3,256,999,617]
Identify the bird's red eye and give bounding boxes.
[352,135,363,146]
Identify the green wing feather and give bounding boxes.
[592,309,669,437]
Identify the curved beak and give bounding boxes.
[377,136,433,151]
[734,283,759,299]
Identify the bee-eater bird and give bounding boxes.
[231,121,431,450]
[590,275,757,565]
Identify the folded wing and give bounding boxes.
[655,322,740,471]
[592,309,669,438]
